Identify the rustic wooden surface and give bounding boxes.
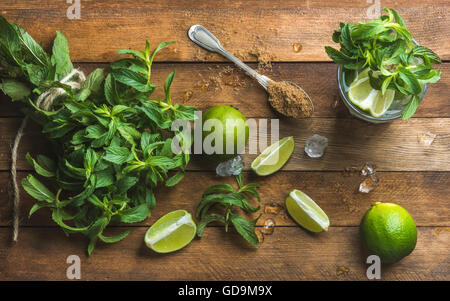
[0,0,449,281]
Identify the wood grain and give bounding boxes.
[0,0,448,282]
[1,171,448,228]
[1,2,448,62]
[0,226,448,280]
[1,62,449,118]
[0,118,448,171]
[3,0,450,10]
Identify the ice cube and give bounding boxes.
[417,131,437,146]
[264,201,282,214]
[361,162,376,177]
[261,218,275,235]
[359,175,379,193]
[215,155,245,177]
[304,134,328,158]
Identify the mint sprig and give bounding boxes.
[196,174,262,247]
[325,8,441,119]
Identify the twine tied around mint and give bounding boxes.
[10,69,86,242]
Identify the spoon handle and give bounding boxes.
[188,25,271,90]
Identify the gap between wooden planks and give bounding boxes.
[0,226,448,280]
[1,63,449,118]
[0,4,448,62]
[1,171,449,227]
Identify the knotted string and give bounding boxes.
[11,69,85,241]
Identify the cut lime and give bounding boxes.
[348,68,395,117]
[144,210,196,253]
[285,189,329,233]
[251,136,294,176]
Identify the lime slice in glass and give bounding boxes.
[144,210,196,253]
[285,189,329,233]
[251,136,294,176]
[348,68,395,117]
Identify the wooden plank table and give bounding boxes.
[0,0,449,281]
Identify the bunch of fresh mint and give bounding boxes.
[196,174,261,246]
[325,8,441,119]
[0,16,196,255]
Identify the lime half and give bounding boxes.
[251,136,294,176]
[348,68,395,117]
[145,210,196,253]
[285,189,329,233]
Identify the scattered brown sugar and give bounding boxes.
[336,266,350,276]
[267,81,313,118]
[435,227,450,235]
[193,65,251,93]
[341,198,359,213]
[249,47,274,71]
[343,166,359,177]
[183,90,193,102]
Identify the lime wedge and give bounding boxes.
[251,136,294,176]
[285,189,329,232]
[348,68,395,117]
[144,210,196,253]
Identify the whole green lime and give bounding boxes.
[202,105,249,160]
[360,202,417,264]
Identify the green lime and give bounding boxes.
[360,202,417,264]
[144,210,196,253]
[251,136,294,176]
[202,105,249,160]
[285,189,329,233]
[348,68,395,117]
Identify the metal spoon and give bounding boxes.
[187,24,314,118]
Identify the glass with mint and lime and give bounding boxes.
[326,8,441,123]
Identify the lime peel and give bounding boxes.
[251,136,294,176]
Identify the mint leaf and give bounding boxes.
[197,213,226,237]
[14,23,50,67]
[116,176,139,193]
[26,153,55,178]
[0,79,31,101]
[398,66,422,95]
[112,68,154,92]
[22,174,56,202]
[52,209,91,232]
[203,184,235,195]
[119,204,150,223]
[411,46,441,64]
[99,230,131,243]
[165,170,185,187]
[389,8,406,27]
[51,31,73,80]
[229,213,259,247]
[103,145,133,164]
[402,95,420,120]
[325,46,356,65]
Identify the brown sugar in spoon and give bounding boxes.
[188,25,314,118]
